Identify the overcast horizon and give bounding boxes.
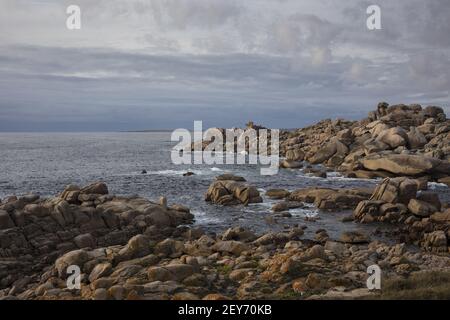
[1,0,449,132]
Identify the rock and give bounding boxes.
[407,199,437,217]
[158,196,167,209]
[376,127,408,149]
[369,177,417,205]
[55,249,90,277]
[286,149,305,161]
[116,235,151,262]
[212,241,249,255]
[362,154,449,176]
[73,233,96,249]
[202,294,230,300]
[205,180,262,206]
[215,174,246,182]
[154,239,184,257]
[271,202,289,212]
[92,288,110,300]
[143,205,172,227]
[265,189,290,199]
[183,171,195,176]
[24,204,50,217]
[437,177,450,187]
[324,241,346,257]
[309,137,348,164]
[280,160,303,169]
[147,264,194,282]
[221,227,256,242]
[89,263,113,283]
[423,106,444,118]
[172,292,199,300]
[422,231,447,253]
[339,231,370,244]
[288,187,371,210]
[80,182,109,195]
[430,210,450,224]
[147,267,173,282]
[0,210,15,230]
[416,192,441,211]
[407,127,427,149]
[353,200,384,220]
[229,269,252,282]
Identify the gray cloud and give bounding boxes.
[0,0,448,131]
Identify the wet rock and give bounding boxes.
[280,160,303,169]
[339,231,370,244]
[205,179,262,206]
[215,174,246,182]
[265,189,290,199]
[289,187,371,211]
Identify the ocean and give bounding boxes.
[1,132,447,239]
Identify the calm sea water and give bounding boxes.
[1,132,447,239]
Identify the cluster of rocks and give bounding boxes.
[205,174,262,206]
[280,102,450,185]
[0,182,193,292]
[353,178,449,253]
[2,223,449,300]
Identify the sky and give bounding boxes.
[0,0,449,131]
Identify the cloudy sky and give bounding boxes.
[0,0,449,131]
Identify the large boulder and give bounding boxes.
[80,182,109,195]
[205,178,262,206]
[361,154,449,176]
[407,199,437,217]
[376,127,408,149]
[309,137,348,164]
[407,127,427,149]
[369,177,417,205]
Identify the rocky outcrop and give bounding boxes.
[0,182,193,291]
[2,223,449,300]
[353,178,449,252]
[279,102,449,183]
[288,187,372,211]
[205,176,262,206]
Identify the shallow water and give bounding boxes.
[0,132,448,240]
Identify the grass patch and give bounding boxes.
[379,270,450,300]
[216,264,233,275]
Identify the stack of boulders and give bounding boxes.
[353,178,449,253]
[205,175,262,206]
[0,182,193,291]
[279,102,450,184]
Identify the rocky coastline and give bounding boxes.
[0,102,449,300]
